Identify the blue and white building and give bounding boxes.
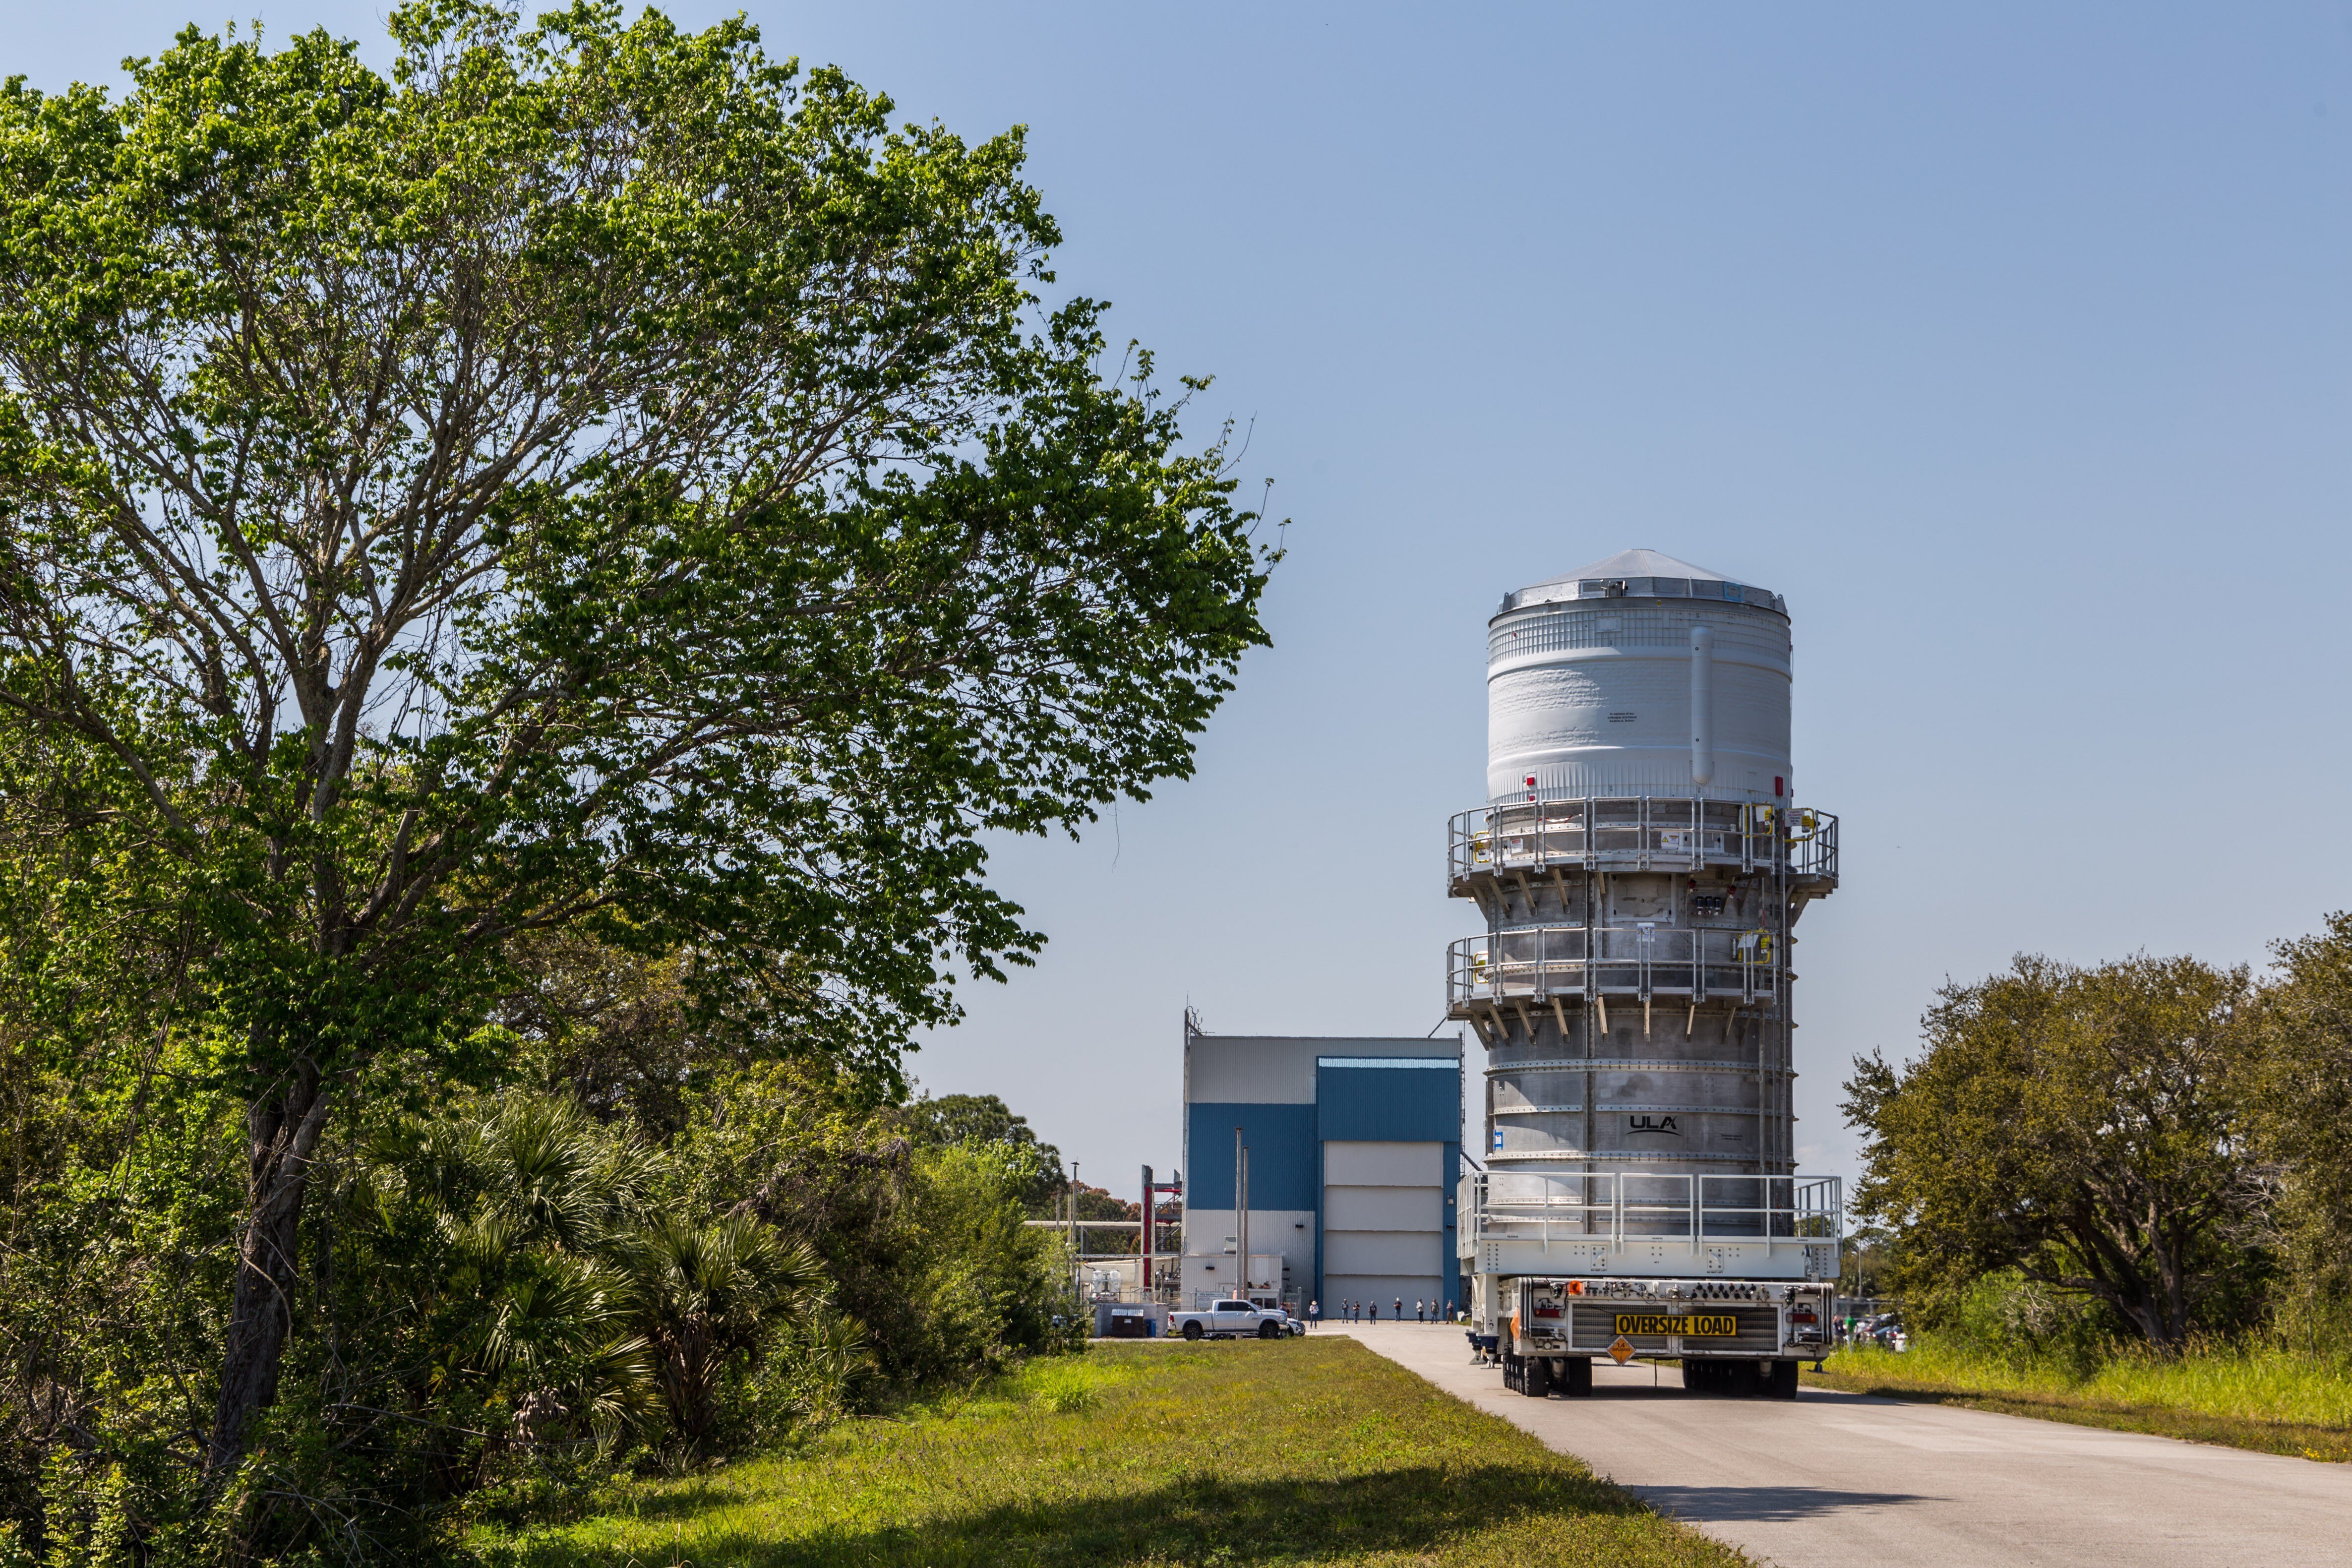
[1178,1021,1465,1312]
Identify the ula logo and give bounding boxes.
[1627,1115,1681,1136]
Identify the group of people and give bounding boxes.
[1308,1297,1453,1325]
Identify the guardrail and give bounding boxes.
[1449,798,1837,887]
[1448,924,1778,1008]
[1459,1170,1842,1250]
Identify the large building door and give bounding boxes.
[1322,1140,1445,1312]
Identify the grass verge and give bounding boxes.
[470,1338,1748,1567]
[1803,1342,2352,1463]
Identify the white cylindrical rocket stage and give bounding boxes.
[1445,548,1838,1208]
[1484,549,1792,805]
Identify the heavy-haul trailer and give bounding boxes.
[1459,1167,1838,1398]
[1442,549,1844,1399]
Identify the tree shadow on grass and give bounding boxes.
[518,1462,1684,1567]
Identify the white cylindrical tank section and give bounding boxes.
[1486,548,1790,804]
[1689,625,1714,788]
[1448,547,1838,1193]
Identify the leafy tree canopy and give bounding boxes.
[904,1090,1062,1207]
[905,1091,1058,1158]
[2252,911,2352,1347]
[1844,954,2267,1348]
[0,0,1271,1479]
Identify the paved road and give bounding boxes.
[1325,1322,2352,1568]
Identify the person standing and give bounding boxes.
[1368,1300,1378,1323]
[1307,1299,1319,1331]
[1394,1296,1403,1322]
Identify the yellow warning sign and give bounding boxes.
[1608,1335,1635,1365]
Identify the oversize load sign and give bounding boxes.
[1614,1313,1738,1337]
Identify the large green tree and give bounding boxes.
[2252,911,2352,1347]
[0,0,1269,1487]
[1845,954,2267,1348]
[904,1089,1063,1203]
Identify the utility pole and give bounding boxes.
[1068,1160,1081,1299]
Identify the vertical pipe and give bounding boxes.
[1689,624,1715,787]
[1141,1163,1153,1305]
[1240,1145,1252,1299]
[1233,1127,1245,1296]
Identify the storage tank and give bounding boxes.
[1446,548,1838,1227]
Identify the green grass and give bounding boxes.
[1805,1339,2352,1463]
[470,1338,1748,1567]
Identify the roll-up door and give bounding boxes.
[1323,1140,1445,1311]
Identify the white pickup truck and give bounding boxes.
[1172,1299,1292,1340]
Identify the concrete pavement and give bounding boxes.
[1325,1321,2352,1568]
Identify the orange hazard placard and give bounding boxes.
[1608,1335,1635,1365]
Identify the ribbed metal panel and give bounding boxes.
[1316,1061,1461,1144]
[1184,1104,1318,1209]
[1485,602,1792,806]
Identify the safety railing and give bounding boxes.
[1447,924,1777,1007]
[1459,1170,1842,1251]
[1449,797,1836,887]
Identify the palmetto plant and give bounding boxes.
[356,1092,835,1463]
[417,1094,660,1254]
[626,1213,823,1450]
[353,1095,666,1461]
[765,1306,876,1430]
[438,1214,654,1452]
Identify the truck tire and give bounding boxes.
[1766,1359,1800,1400]
[1523,1354,1551,1397]
[1683,1358,1720,1394]
[1258,1321,1281,1340]
[1182,1321,1204,1341]
[1560,1356,1594,1397]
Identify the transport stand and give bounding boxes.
[1459,1170,1839,1399]
[1443,793,1842,1401]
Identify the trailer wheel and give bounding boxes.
[1182,1321,1204,1341]
[1258,1321,1281,1340]
[1766,1359,1800,1400]
[1682,1358,1719,1394]
[1561,1356,1593,1398]
[1523,1355,1551,1398]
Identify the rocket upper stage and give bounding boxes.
[1486,547,1793,807]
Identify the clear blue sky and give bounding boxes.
[21,4,2352,1202]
